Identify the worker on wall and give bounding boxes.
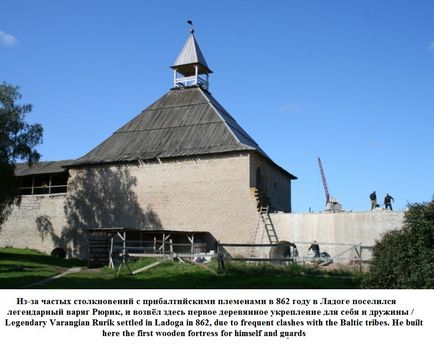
[308,241,320,257]
[370,191,377,210]
[384,193,395,210]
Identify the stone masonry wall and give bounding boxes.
[0,154,271,258]
[269,210,405,262]
[250,153,292,212]
[128,153,260,245]
[0,163,405,264]
[63,153,262,257]
[0,194,67,254]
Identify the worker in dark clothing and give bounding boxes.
[217,251,225,272]
[384,194,394,210]
[292,245,299,258]
[370,191,377,210]
[308,241,320,257]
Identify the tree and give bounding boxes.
[0,82,43,227]
[363,197,434,288]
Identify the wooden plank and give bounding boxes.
[229,257,294,262]
[182,258,217,274]
[126,253,170,258]
[219,243,274,247]
[175,252,217,258]
[132,261,165,275]
[291,241,372,247]
[319,260,333,266]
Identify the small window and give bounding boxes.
[19,176,33,195]
[19,173,68,195]
[51,173,68,193]
[34,175,51,194]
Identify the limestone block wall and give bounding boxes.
[250,153,292,212]
[0,166,405,264]
[0,154,267,258]
[128,153,260,245]
[65,153,261,257]
[269,210,405,262]
[0,194,67,254]
[0,153,292,259]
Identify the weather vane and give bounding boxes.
[187,20,194,34]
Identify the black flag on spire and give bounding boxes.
[187,20,194,33]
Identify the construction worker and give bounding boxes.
[384,194,395,210]
[292,245,299,258]
[370,191,377,210]
[308,241,320,257]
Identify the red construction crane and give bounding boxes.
[317,157,330,205]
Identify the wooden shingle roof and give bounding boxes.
[15,160,74,176]
[171,33,212,76]
[70,86,295,179]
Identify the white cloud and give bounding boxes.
[428,42,434,51]
[0,30,18,47]
[279,101,301,113]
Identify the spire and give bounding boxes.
[171,21,212,90]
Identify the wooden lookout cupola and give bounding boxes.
[171,22,212,90]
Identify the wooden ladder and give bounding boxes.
[259,206,279,244]
[249,205,279,259]
[249,214,262,259]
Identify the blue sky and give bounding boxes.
[1,0,433,212]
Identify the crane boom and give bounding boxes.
[318,157,330,205]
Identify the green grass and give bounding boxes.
[0,248,362,289]
[0,247,85,288]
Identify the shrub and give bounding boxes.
[363,198,434,288]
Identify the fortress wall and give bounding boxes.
[0,194,67,254]
[269,210,405,262]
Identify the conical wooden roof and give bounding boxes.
[171,33,212,76]
[73,87,263,164]
[71,87,295,178]
[70,29,295,178]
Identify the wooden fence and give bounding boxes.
[217,241,374,269]
[110,239,373,275]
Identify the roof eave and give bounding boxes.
[249,150,297,180]
[14,160,75,176]
[68,150,297,181]
[170,63,213,75]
